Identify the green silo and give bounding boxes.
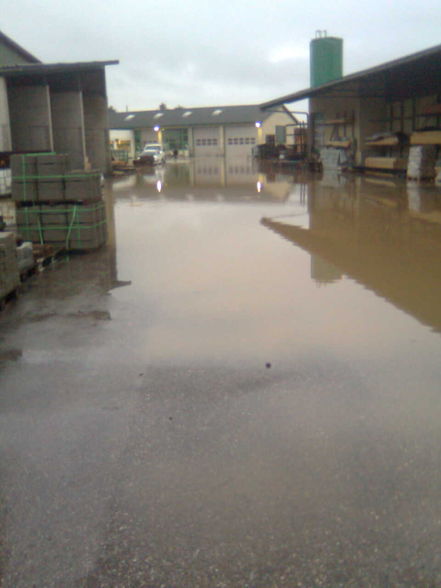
[310,32,343,87]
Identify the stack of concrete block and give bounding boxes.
[16,201,107,250]
[11,153,102,203]
[0,232,20,302]
[12,153,106,251]
[407,145,437,180]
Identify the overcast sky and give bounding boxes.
[2,0,440,112]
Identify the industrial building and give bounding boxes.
[108,104,297,160]
[262,35,441,175]
[0,30,117,173]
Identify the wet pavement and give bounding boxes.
[1,160,441,586]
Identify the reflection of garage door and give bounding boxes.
[225,125,257,157]
[193,127,220,156]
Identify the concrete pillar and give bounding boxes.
[83,94,110,173]
[0,77,11,151]
[50,90,86,170]
[8,84,53,152]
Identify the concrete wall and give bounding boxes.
[0,77,11,151]
[51,91,86,169]
[8,84,53,151]
[83,94,110,172]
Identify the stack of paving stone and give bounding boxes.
[0,232,20,303]
[407,145,437,180]
[11,153,106,251]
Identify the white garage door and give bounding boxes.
[193,126,221,157]
[225,125,257,158]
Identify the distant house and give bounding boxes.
[0,30,117,172]
[262,42,441,172]
[108,104,297,159]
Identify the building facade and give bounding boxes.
[109,105,297,160]
[262,43,441,172]
[0,30,117,173]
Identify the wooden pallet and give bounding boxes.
[32,244,66,270]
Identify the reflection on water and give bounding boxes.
[262,174,441,332]
[113,160,441,337]
[112,157,296,202]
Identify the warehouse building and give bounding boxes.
[108,104,297,160]
[0,30,117,173]
[262,37,441,174]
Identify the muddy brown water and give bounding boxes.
[0,161,440,586]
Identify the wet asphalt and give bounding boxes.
[0,163,441,587]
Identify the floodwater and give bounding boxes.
[0,159,441,586]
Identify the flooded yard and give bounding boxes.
[1,159,441,586]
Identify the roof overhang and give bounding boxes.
[0,60,119,77]
[262,43,441,109]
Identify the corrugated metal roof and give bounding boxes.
[109,104,294,129]
[261,43,441,108]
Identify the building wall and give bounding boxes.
[83,94,110,171]
[8,84,53,151]
[109,129,135,158]
[0,77,11,151]
[140,128,158,146]
[193,126,221,156]
[51,90,86,169]
[261,110,296,144]
[0,42,34,66]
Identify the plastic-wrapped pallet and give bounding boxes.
[0,232,20,301]
[16,201,107,251]
[407,145,437,180]
[64,170,102,202]
[11,153,69,203]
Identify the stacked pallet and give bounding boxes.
[0,232,20,303]
[406,145,437,180]
[12,153,106,251]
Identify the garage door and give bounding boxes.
[225,125,257,158]
[193,127,221,157]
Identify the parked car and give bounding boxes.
[134,144,166,166]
